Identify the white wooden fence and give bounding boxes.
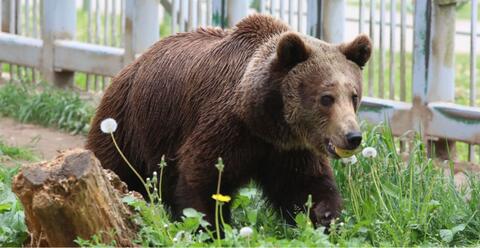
[0,0,479,163]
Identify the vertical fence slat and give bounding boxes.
[306,0,320,38]
[400,0,406,101]
[368,0,375,97]
[111,0,116,46]
[104,0,109,46]
[288,0,293,26]
[471,0,477,108]
[197,0,202,28]
[378,0,385,98]
[359,0,364,34]
[94,0,100,90]
[297,0,302,32]
[322,0,345,43]
[172,0,178,33]
[86,0,92,91]
[9,0,16,34]
[212,0,224,28]
[188,0,193,31]
[15,0,19,35]
[271,0,276,16]
[120,0,125,47]
[470,0,478,162]
[389,0,395,100]
[428,2,457,159]
[124,0,160,63]
[9,0,16,80]
[280,0,285,21]
[25,0,30,36]
[206,0,211,26]
[179,0,185,31]
[412,0,429,105]
[33,0,38,38]
[227,0,248,27]
[1,0,10,32]
[41,0,76,87]
[95,0,100,44]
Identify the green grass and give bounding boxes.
[0,123,478,246]
[79,123,479,247]
[0,141,38,247]
[0,140,38,163]
[0,81,94,135]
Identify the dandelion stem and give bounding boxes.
[110,133,153,202]
[215,168,223,242]
[219,203,226,227]
[159,161,165,202]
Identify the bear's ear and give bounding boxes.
[338,34,372,69]
[276,32,310,70]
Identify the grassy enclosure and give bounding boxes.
[1,121,479,246]
[0,0,479,247]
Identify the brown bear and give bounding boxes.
[86,14,371,227]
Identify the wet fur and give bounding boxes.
[86,14,370,226]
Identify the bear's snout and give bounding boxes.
[345,131,362,150]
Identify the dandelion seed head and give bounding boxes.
[239,226,253,238]
[100,118,117,134]
[341,155,358,165]
[362,147,378,158]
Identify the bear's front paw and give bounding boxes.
[311,201,340,228]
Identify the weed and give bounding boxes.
[0,141,38,247]
[0,81,94,135]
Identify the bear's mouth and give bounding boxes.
[325,140,359,159]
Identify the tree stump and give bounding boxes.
[12,149,140,247]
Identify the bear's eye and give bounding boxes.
[320,95,335,107]
[352,94,359,105]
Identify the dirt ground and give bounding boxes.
[0,118,85,161]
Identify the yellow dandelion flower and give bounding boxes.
[212,194,231,203]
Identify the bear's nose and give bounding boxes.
[345,132,362,149]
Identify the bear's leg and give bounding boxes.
[259,155,342,228]
[173,163,232,227]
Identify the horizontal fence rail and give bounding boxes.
[0,0,479,163]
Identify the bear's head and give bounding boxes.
[238,32,372,158]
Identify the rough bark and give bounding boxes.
[12,148,140,247]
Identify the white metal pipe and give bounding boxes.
[368,0,375,97]
[389,0,395,100]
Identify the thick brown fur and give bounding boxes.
[86,14,372,227]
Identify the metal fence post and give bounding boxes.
[307,0,322,38]
[212,0,225,28]
[1,0,14,33]
[41,0,76,88]
[227,0,248,27]
[428,0,457,159]
[124,0,160,64]
[412,0,457,159]
[322,0,345,43]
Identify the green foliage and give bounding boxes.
[0,141,38,247]
[0,140,38,162]
[0,82,94,135]
[85,123,479,247]
[332,124,480,246]
[0,124,479,246]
